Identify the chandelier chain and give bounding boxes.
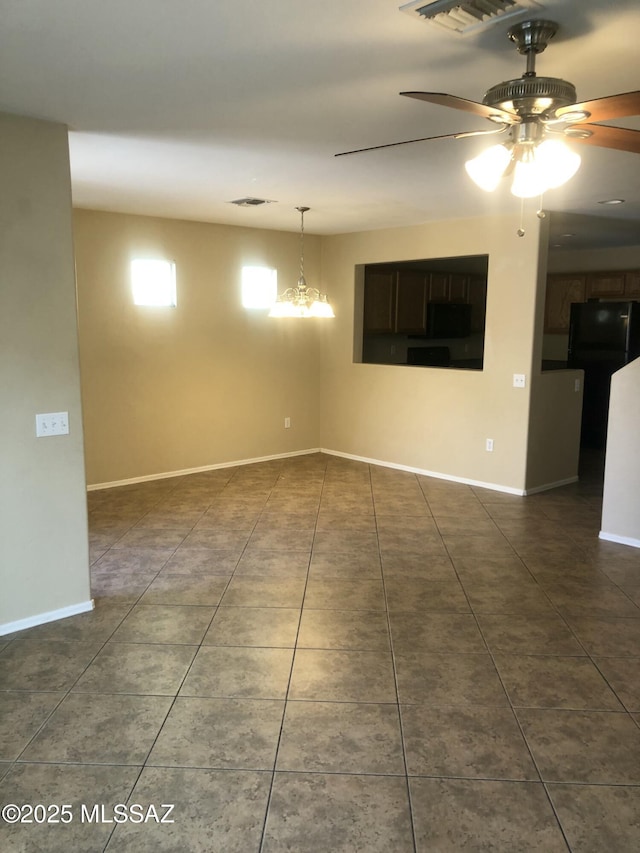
[296,205,309,284]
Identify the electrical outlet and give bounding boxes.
[574,378,581,392]
[486,438,494,452]
[513,374,526,388]
[36,411,69,437]
[284,417,291,429]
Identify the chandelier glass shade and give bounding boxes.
[465,134,581,199]
[268,281,335,318]
[269,207,335,318]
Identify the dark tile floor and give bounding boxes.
[1,451,640,851]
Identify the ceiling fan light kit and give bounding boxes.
[511,139,580,197]
[465,128,582,198]
[461,20,584,198]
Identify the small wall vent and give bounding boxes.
[400,0,544,36]
[229,197,276,207]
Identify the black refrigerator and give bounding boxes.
[568,301,640,448]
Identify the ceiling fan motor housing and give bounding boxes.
[484,76,577,117]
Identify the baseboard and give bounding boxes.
[88,446,579,498]
[599,531,640,549]
[320,448,526,496]
[523,476,579,495]
[87,448,322,491]
[0,599,95,637]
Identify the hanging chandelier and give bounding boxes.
[269,206,335,318]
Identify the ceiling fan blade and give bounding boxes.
[335,130,471,157]
[553,90,640,123]
[401,92,519,124]
[567,123,640,154]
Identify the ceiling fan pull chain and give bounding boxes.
[517,197,525,237]
[537,195,546,220]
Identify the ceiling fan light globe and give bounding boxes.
[510,138,581,197]
[511,156,548,198]
[534,139,581,189]
[465,144,511,192]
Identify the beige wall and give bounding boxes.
[527,371,583,490]
[74,210,323,485]
[0,113,91,633]
[601,358,640,546]
[74,207,587,496]
[318,211,580,493]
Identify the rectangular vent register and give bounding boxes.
[400,0,543,36]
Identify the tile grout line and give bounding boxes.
[374,468,420,853]
[256,457,323,853]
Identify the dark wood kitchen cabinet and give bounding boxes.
[626,270,640,297]
[544,268,640,333]
[364,264,488,336]
[468,276,487,333]
[363,270,396,334]
[544,273,586,333]
[363,269,428,335]
[395,271,427,334]
[427,272,469,303]
[448,273,469,303]
[428,272,449,302]
[586,271,626,299]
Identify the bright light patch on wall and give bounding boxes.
[131,259,177,306]
[242,265,277,309]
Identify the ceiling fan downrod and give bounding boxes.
[483,20,577,120]
[507,19,559,75]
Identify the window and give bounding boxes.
[131,259,177,306]
[242,265,277,309]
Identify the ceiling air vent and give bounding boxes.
[228,197,276,207]
[400,0,544,36]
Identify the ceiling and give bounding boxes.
[1,0,639,247]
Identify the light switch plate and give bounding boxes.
[36,412,69,437]
[513,374,526,388]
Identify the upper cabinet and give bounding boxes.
[396,271,428,335]
[364,267,484,336]
[544,274,587,334]
[544,269,640,333]
[363,270,396,334]
[448,273,469,303]
[428,272,449,303]
[468,276,488,334]
[362,268,431,335]
[428,272,469,303]
[586,271,626,300]
[625,270,640,298]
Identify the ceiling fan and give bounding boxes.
[336,19,640,198]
